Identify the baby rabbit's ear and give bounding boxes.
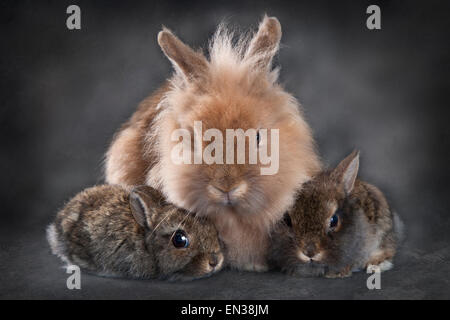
[129,186,165,229]
[333,150,360,195]
[244,15,282,71]
[157,27,208,81]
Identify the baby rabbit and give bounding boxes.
[268,151,403,278]
[47,185,224,281]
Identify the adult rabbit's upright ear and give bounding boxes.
[244,15,282,70]
[157,28,208,81]
[129,186,168,229]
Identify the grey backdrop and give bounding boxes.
[1,0,449,299]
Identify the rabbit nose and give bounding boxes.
[213,186,232,204]
[304,244,317,259]
[209,254,219,267]
[209,182,248,204]
[214,185,229,195]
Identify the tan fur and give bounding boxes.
[105,16,321,270]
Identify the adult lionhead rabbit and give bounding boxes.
[268,151,403,278]
[47,185,224,281]
[105,16,321,271]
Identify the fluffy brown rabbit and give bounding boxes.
[47,185,224,281]
[268,151,403,278]
[104,16,321,271]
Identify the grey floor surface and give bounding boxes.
[1,225,449,299]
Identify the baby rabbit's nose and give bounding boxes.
[209,254,219,267]
[304,244,317,258]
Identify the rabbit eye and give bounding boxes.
[329,214,339,229]
[283,212,292,228]
[172,230,189,248]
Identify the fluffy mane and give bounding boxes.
[168,16,281,92]
[209,22,279,78]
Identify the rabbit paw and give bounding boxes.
[241,263,269,272]
[366,249,395,272]
[366,260,393,272]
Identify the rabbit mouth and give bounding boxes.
[166,265,223,282]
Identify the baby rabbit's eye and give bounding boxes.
[329,214,339,229]
[283,212,292,228]
[172,230,189,248]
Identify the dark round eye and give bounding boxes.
[256,131,261,145]
[329,214,339,229]
[172,230,189,248]
[283,212,292,228]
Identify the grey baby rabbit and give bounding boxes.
[268,150,403,278]
[47,185,224,281]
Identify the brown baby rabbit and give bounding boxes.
[268,151,403,278]
[47,185,224,281]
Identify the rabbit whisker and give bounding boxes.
[150,209,175,236]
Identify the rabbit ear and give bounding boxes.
[333,150,360,195]
[157,28,208,81]
[244,15,282,70]
[129,186,166,229]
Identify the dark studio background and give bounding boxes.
[1,0,449,299]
